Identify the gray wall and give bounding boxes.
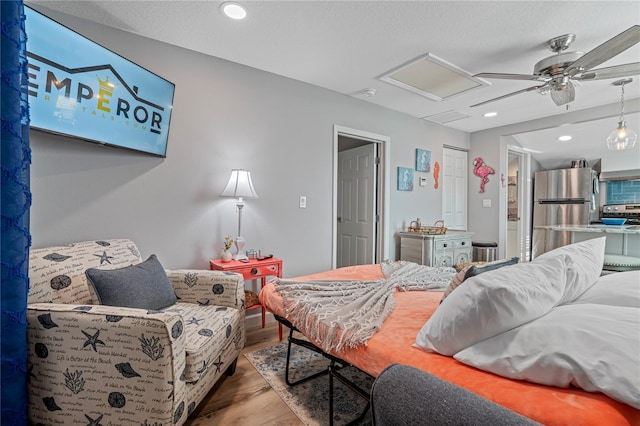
[29,6,469,278]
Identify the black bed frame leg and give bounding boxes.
[329,360,371,426]
[329,361,334,426]
[274,315,370,424]
[284,322,330,387]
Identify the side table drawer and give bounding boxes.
[238,263,281,280]
[435,240,452,250]
[453,239,470,249]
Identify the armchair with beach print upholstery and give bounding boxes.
[26,239,246,425]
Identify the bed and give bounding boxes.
[260,238,640,425]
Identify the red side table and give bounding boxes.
[209,257,283,339]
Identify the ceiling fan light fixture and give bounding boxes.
[606,78,637,151]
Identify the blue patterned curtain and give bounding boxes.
[1,0,31,424]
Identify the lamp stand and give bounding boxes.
[234,197,248,260]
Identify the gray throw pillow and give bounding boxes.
[464,257,520,281]
[86,254,177,310]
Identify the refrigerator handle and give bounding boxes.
[537,198,587,204]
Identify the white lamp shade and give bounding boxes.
[220,169,259,199]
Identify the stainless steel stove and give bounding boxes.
[601,203,640,225]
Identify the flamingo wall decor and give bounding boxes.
[473,157,495,193]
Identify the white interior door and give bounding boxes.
[442,147,468,230]
[337,143,376,268]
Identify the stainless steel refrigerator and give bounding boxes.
[532,167,599,258]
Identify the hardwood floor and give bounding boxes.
[185,322,303,426]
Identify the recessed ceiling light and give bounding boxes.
[558,135,572,141]
[483,112,498,117]
[221,2,247,20]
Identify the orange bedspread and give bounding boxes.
[260,264,640,425]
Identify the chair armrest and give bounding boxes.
[27,303,188,425]
[167,269,245,310]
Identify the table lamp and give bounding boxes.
[220,169,259,260]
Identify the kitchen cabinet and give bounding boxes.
[399,231,473,267]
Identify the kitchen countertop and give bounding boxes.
[534,225,640,234]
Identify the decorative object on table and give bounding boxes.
[606,78,637,151]
[408,220,447,235]
[397,167,414,191]
[601,218,627,226]
[221,235,234,262]
[244,290,259,307]
[415,148,431,172]
[433,161,440,189]
[220,169,259,260]
[473,157,495,193]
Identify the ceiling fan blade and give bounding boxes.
[578,62,640,80]
[470,84,546,108]
[567,25,640,75]
[474,72,544,81]
[550,81,575,106]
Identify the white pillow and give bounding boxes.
[573,270,640,308]
[534,236,605,305]
[415,255,567,356]
[454,304,640,409]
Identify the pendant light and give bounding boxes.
[606,78,637,151]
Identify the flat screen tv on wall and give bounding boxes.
[25,6,175,158]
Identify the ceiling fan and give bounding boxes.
[471,25,640,108]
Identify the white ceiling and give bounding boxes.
[28,0,640,167]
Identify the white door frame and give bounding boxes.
[502,144,532,261]
[333,125,390,269]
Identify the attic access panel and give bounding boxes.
[380,53,489,101]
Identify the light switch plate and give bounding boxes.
[482,199,492,208]
[299,196,307,208]
[419,176,427,186]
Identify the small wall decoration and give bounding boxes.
[501,173,506,188]
[433,161,440,189]
[415,149,431,172]
[397,167,414,191]
[473,157,495,193]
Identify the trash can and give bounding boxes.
[472,241,497,262]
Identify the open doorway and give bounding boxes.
[333,126,390,269]
[505,146,532,262]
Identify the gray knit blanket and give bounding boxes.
[274,261,456,353]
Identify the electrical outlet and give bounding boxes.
[299,196,307,209]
